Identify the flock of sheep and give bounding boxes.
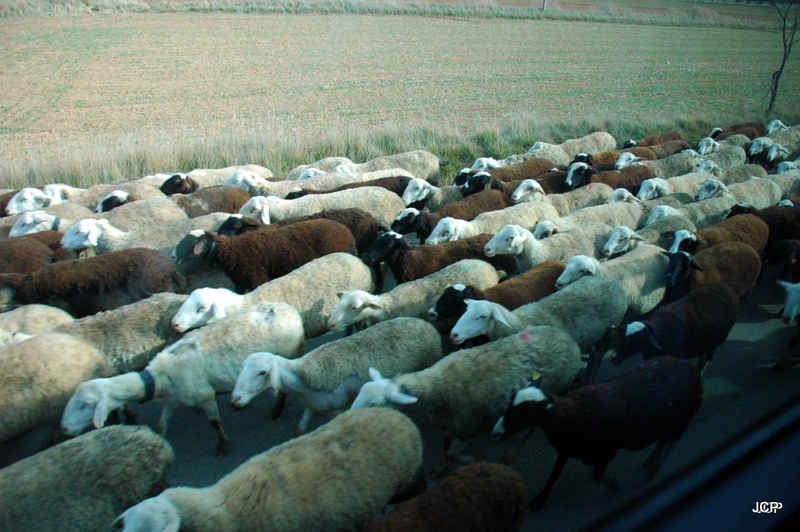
[2,118,800,531]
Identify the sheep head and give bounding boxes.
[492,386,550,441]
[231,351,286,408]
[8,210,58,237]
[555,255,599,290]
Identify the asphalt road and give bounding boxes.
[3,266,799,531]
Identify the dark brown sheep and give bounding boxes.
[168,186,252,218]
[0,236,59,274]
[429,260,566,322]
[215,208,382,255]
[159,174,200,195]
[662,241,762,303]
[0,248,180,318]
[709,122,766,141]
[495,356,703,510]
[173,218,356,293]
[96,190,140,213]
[533,169,571,194]
[668,213,770,255]
[566,162,655,195]
[362,462,527,532]
[727,202,800,256]
[391,189,513,241]
[622,130,686,148]
[362,232,515,290]
[285,175,414,199]
[454,158,557,186]
[581,147,658,165]
[647,140,691,159]
[23,230,79,261]
[610,283,740,373]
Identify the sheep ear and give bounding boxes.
[631,232,645,242]
[93,396,112,429]
[656,183,669,193]
[492,308,511,328]
[644,326,662,351]
[388,391,418,405]
[366,301,382,310]
[688,257,704,271]
[193,240,207,256]
[695,238,708,245]
[212,301,227,320]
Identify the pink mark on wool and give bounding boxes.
[520,332,531,340]
[588,185,594,189]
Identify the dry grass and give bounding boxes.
[0,8,797,187]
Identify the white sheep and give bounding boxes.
[0,425,175,532]
[59,212,232,255]
[767,170,800,200]
[0,329,32,347]
[471,157,503,171]
[401,178,465,210]
[696,137,719,156]
[695,177,782,210]
[703,144,747,169]
[231,317,443,433]
[4,184,88,215]
[512,181,614,216]
[61,301,305,456]
[249,167,414,199]
[350,326,584,472]
[641,152,699,179]
[696,160,767,182]
[600,213,697,258]
[448,276,627,355]
[484,222,612,273]
[114,408,425,532]
[285,156,355,180]
[222,168,272,190]
[9,196,189,237]
[531,201,645,240]
[0,303,74,334]
[425,202,561,245]
[330,149,441,182]
[171,252,374,338]
[0,333,114,444]
[636,173,712,201]
[555,244,669,318]
[0,199,96,238]
[238,186,405,227]
[604,188,641,204]
[646,197,737,230]
[327,258,500,332]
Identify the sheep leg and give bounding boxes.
[156,405,174,435]
[430,437,473,479]
[642,439,676,481]
[773,334,800,372]
[269,391,288,420]
[297,408,313,434]
[123,404,138,425]
[592,462,620,493]
[529,454,569,511]
[583,347,605,384]
[201,402,229,458]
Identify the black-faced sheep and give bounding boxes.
[708,122,766,141]
[428,260,566,322]
[531,169,572,194]
[0,425,174,532]
[565,162,655,194]
[390,189,512,241]
[171,219,356,293]
[113,408,426,532]
[609,283,740,374]
[361,462,527,532]
[461,172,525,199]
[577,147,658,167]
[493,356,703,510]
[455,158,557,186]
[96,190,140,213]
[622,131,686,148]
[662,241,762,303]
[214,207,382,255]
[159,173,200,195]
[667,213,770,255]
[0,248,181,318]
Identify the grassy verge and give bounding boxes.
[4,110,790,189]
[0,0,780,31]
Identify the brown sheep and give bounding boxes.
[172,219,356,293]
[648,140,691,159]
[168,186,252,218]
[362,462,527,532]
[429,260,567,322]
[727,202,800,256]
[580,147,658,165]
[662,241,762,304]
[0,248,181,318]
[667,213,770,255]
[533,169,571,194]
[622,130,686,148]
[565,162,655,195]
[22,230,79,261]
[215,207,382,255]
[361,232,516,291]
[709,122,766,141]
[0,236,59,275]
[454,158,557,185]
[391,189,513,241]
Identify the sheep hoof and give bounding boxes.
[216,439,230,458]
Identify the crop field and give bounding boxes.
[0,3,798,185]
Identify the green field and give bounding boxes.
[0,2,798,186]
